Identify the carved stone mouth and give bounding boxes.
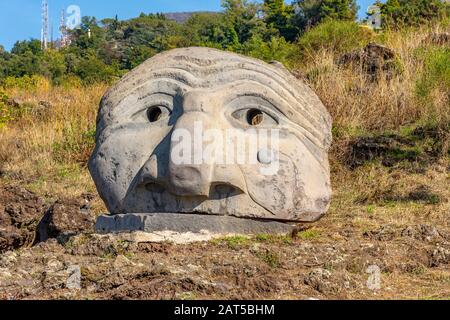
[210,183,244,199]
[141,181,244,199]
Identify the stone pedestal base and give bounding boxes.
[95,213,295,238]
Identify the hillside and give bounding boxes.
[0,0,449,300]
[164,11,219,23]
[0,20,449,299]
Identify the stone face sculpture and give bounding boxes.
[89,47,332,232]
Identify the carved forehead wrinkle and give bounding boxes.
[105,47,299,107]
[157,48,326,112]
[108,67,324,127]
[124,60,313,108]
[99,47,332,148]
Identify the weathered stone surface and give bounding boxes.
[96,213,295,237]
[89,47,332,226]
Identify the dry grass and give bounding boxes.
[0,22,448,231]
[302,23,449,136]
[0,17,448,301]
[0,82,108,211]
[328,158,449,229]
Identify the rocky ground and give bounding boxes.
[1,24,449,300]
[0,214,449,300]
[0,130,449,300]
[0,182,449,300]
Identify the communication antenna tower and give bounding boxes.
[41,0,49,50]
[60,9,69,47]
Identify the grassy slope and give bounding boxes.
[0,23,448,299]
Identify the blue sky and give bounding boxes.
[0,0,375,51]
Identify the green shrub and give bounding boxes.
[0,89,31,129]
[57,75,83,89]
[74,55,122,85]
[217,235,250,249]
[298,228,322,240]
[0,90,11,129]
[240,35,296,66]
[380,0,449,29]
[415,48,450,123]
[0,75,50,91]
[255,250,280,268]
[297,20,374,59]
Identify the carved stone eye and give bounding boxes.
[147,106,171,123]
[247,109,264,126]
[232,108,278,127]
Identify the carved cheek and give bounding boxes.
[242,136,299,217]
[92,127,167,204]
[284,138,332,217]
[241,134,330,219]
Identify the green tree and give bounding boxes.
[294,0,358,31]
[378,0,449,28]
[74,54,120,84]
[6,51,41,77]
[263,0,298,41]
[120,13,181,51]
[70,16,107,51]
[222,0,266,44]
[122,45,156,69]
[39,49,66,82]
[11,40,42,55]
[0,46,9,79]
[184,13,239,49]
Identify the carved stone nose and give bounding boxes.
[169,165,212,197]
[168,111,214,197]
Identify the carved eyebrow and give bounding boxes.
[220,81,296,116]
[108,66,329,148]
[149,69,198,87]
[217,81,328,152]
[111,79,188,113]
[114,65,302,115]
[136,92,175,103]
[111,59,326,128]
[225,92,288,117]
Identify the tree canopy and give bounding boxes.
[377,0,449,28]
[0,0,447,85]
[293,0,358,30]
